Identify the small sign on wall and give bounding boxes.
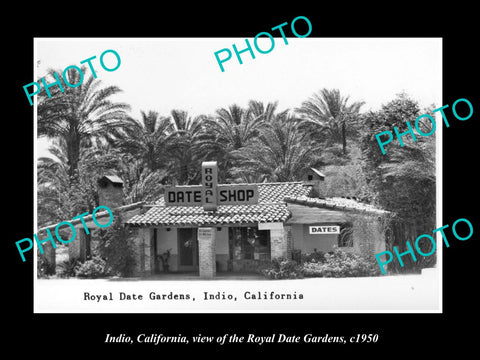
[198,227,214,241]
[309,226,340,234]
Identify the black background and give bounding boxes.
[5,4,478,356]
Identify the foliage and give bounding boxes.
[117,155,167,204]
[37,139,122,224]
[232,112,322,182]
[295,88,365,154]
[36,84,436,275]
[260,258,304,279]
[113,110,172,172]
[37,254,55,278]
[75,256,110,278]
[359,92,436,271]
[321,144,372,200]
[247,100,278,123]
[360,93,435,219]
[302,248,381,278]
[202,103,268,182]
[300,250,326,263]
[165,110,208,185]
[37,66,131,179]
[57,258,81,278]
[96,217,136,277]
[381,214,436,274]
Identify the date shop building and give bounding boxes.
[120,162,388,279]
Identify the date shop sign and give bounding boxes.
[309,226,340,234]
[164,161,259,211]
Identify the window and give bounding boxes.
[307,174,314,181]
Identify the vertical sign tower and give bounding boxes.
[199,162,218,278]
[201,161,218,211]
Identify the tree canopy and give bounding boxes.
[37,76,437,273]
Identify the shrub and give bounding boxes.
[75,256,110,279]
[57,258,80,278]
[260,258,304,279]
[301,250,326,263]
[37,255,55,278]
[96,216,136,277]
[302,248,381,277]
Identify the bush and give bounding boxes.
[75,256,110,279]
[260,258,304,279]
[37,255,55,278]
[301,250,326,263]
[302,248,381,278]
[96,217,136,277]
[57,258,80,278]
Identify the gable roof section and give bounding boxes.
[98,175,124,187]
[286,203,348,224]
[126,182,311,227]
[309,168,325,179]
[284,195,389,216]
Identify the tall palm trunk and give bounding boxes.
[67,135,81,180]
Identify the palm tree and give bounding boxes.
[37,140,72,225]
[114,110,172,172]
[203,104,266,181]
[295,88,365,154]
[117,154,168,204]
[166,109,207,185]
[247,100,278,123]
[37,66,131,180]
[232,113,321,182]
[37,138,121,222]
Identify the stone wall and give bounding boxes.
[198,227,216,279]
[130,227,155,277]
[258,223,287,260]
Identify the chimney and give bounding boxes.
[97,175,124,209]
[303,168,325,198]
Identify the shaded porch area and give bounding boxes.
[131,221,289,279]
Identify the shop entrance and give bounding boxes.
[177,228,199,271]
[228,226,271,272]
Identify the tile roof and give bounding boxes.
[284,196,389,215]
[286,203,348,224]
[126,182,311,227]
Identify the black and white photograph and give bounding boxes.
[6,7,478,355]
[32,37,441,313]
